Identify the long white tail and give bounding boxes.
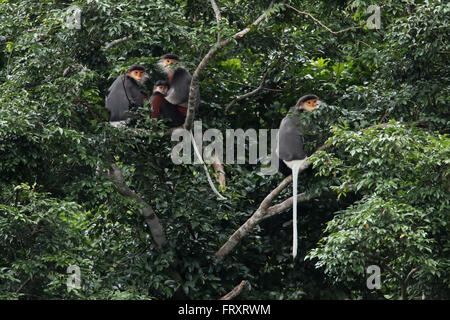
[189,130,227,200]
[291,162,302,259]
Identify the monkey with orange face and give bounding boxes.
[276,94,321,259]
[154,54,200,127]
[277,94,320,176]
[105,65,148,126]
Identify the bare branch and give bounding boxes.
[210,0,222,22]
[184,2,278,130]
[62,67,71,77]
[405,266,420,284]
[225,71,269,111]
[219,280,249,300]
[104,35,133,51]
[285,4,363,35]
[211,155,226,187]
[215,121,422,261]
[232,1,275,40]
[105,163,167,248]
[215,164,309,262]
[263,191,308,220]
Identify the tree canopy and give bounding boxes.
[0,0,448,300]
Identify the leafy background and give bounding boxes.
[0,0,448,300]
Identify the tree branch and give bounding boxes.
[215,170,303,262]
[405,266,420,284]
[285,4,363,35]
[219,280,249,300]
[263,191,309,220]
[105,163,167,248]
[225,71,269,111]
[215,121,421,261]
[220,78,287,92]
[210,0,222,22]
[104,35,133,51]
[183,2,278,130]
[211,155,226,187]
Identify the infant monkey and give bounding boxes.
[150,80,186,127]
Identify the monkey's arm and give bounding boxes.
[165,68,192,107]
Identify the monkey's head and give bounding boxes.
[126,65,146,83]
[297,94,320,112]
[158,54,181,75]
[153,80,169,95]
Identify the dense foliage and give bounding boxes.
[0,0,448,300]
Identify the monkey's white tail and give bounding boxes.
[291,161,302,259]
[189,130,227,200]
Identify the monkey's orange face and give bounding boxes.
[164,59,178,66]
[128,70,145,82]
[302,99,319,112]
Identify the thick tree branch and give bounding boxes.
[219,280,249,300]
[285,4,363,35]
[263,191,309,220]
[211,155,226,187]
[184,2,278,130]
[210,0,222,22]
[105,163,167,248]
[215,162,308,262]
[215,121,422,261]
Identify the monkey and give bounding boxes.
[156,54,226,199]
[105,65,148,127]
[276,94,320,258]
[150,80,187,127]
[150,80,169,119]
[156,54,200,127]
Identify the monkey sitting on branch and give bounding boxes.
[276,94,320,258]
[105,64,149,128]
[150,80,187,127]
[155,54,199,128]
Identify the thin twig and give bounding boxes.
[405,266,420,284]
[220,78,287,92]
[285,4,363,35]
[6,46,13,77]
[15,278,31,294]
[104,35,133,51]
[225,71,269,111]
[62,67,71,77]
